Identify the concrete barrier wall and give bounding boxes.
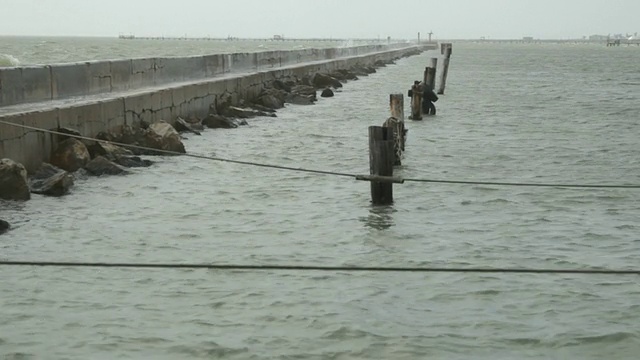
[0,45,423,172]
[0,43,413,108]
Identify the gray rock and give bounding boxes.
[50,138,91,172]
[0,219,9,235]
[86,141,134,161]
[203,114,238,129]
[85,156,128,176]
[29,163,74,197]
[114,156,153,168]
[312,73,343,89]
[321,88,335,98]
[174,117,202,135]
[0,158,30,201]
[144,121,186,154]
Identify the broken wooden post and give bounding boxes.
[408,81,422,120]
[389,93,406,154]
[438,43,452,95]
[368,126,395,205]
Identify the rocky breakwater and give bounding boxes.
[0,56,405,233]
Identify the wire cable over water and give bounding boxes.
[0,261,639,275]
[1,119,639,189]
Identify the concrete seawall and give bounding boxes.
[0,43,428,172]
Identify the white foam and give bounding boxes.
[0,53,21,67]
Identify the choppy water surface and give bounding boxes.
[1,40,640,359]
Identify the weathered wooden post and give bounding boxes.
[438,43,452,95]
[423,61,437,92]
[368,126,395,205]
[389,93,405,153]
[409,81,422,120]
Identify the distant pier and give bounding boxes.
[117,34,407,43]
[451,38,640,46]
[606,39,640,46]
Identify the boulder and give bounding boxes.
[85,156,128,176]
[312,73,343,89]
[290,85,317,98]
[174,117,202,135]
[0,158,30,201]
[203,114,238,129]
[285,93,316,105]
[272,79,292,93]
[258,94,285,110]
[96,125,149,155]
[330,69,358,81]
[222,106,276,119]
[321,88,335,98]
[29,163,74,197]
[86,141,134,161]
[350,65,375,76]
[50,138,91,172]
[55,127,82,142]
[247,103,277,113]
[0,219,9,235]
[114,156,153,168]
[144,121,186,154]
[183,117,205,131]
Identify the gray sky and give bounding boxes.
[1,0,638,39]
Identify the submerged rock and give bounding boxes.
[312,73,343,89]
[203,114,239,129]
[114,156,153,168]
[0,219,9,235]
[85,156,128,176]
[86,141,134,161]
[222,106,276,119]
[0,158,30,201]
[321,88,335,98]
[174,117,202,135]
[50,138,91,172]
[29,163,74,197]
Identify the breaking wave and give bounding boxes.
[0,54,20,67]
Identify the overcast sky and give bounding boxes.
[1,0,638,39]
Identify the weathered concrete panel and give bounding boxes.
[51,62,89,98]
[154,57,184,83]
[21,109,58,171]
[86,61,112,94]
[203,54,224,77]
[110,59,133,91]
[57,102,104,136]
[124,93,149,127]
[21,66,52,103]
[130,58,155,88]
[230,53,256,72]
[100,98,126,131]
[0,67,24,106]
[0,114,25,161]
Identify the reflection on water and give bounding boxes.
[361,205,396,230]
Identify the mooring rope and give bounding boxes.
[1,119,639,189]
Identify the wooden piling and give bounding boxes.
[409,82,422,120]
[389,93,405,153]
[427,58,438,90]
[424,63,437,92]
[437,43,452,95]
[368,126,395,205]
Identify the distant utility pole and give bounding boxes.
[418,32,421,42]
[428,31,434,42]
